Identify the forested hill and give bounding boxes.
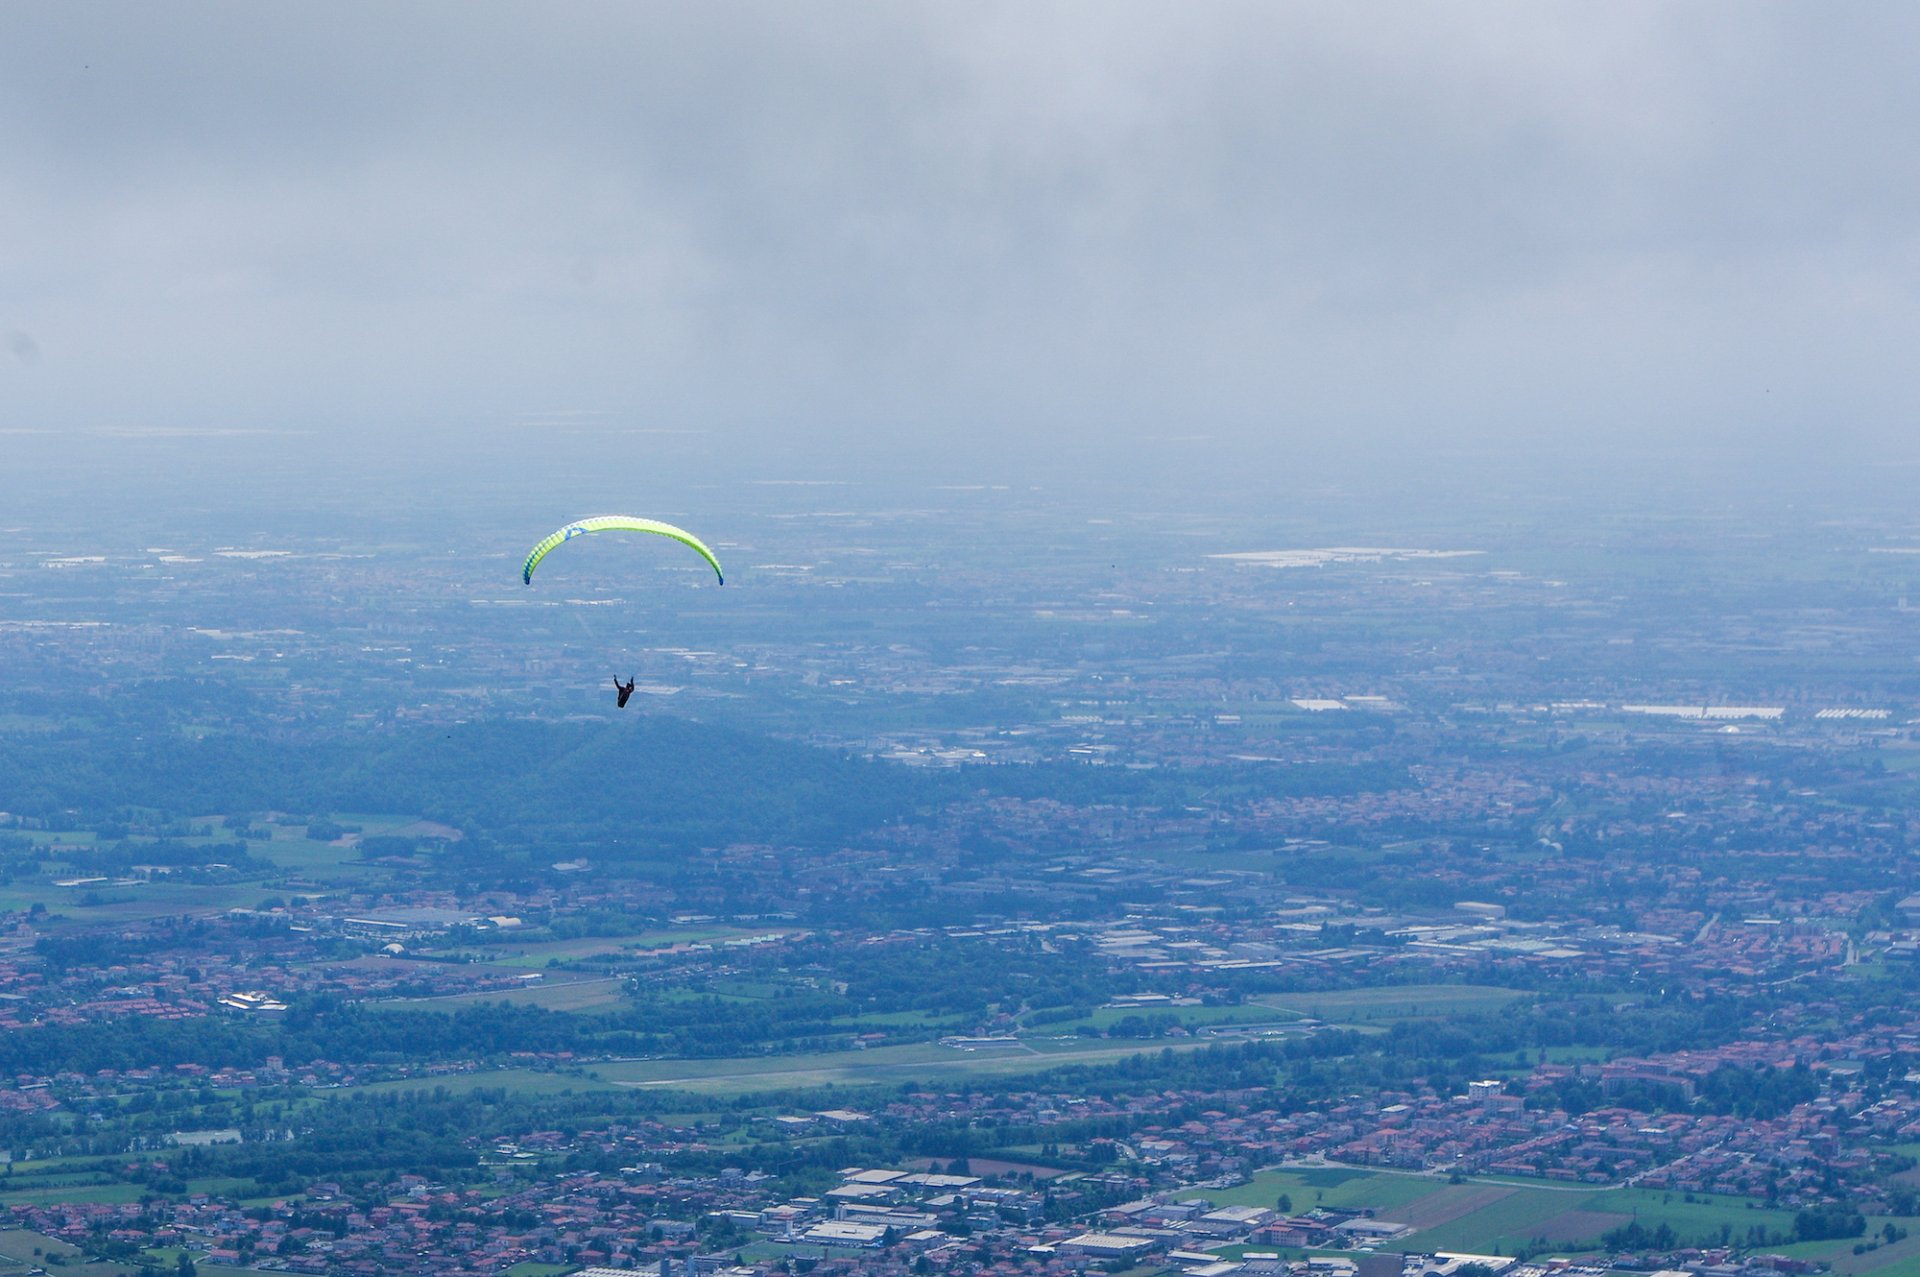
[0,714,1404,855]
[0,717,934,852]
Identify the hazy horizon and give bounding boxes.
[6,3,1920,499]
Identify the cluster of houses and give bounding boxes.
[0,1154,1841,1277]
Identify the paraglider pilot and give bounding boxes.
[614,676,636,708]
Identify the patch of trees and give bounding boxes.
[777,932,1119,1021]
[1793,1204,1867,1242]
[0,718,942,858]
[0,718,1421,877]
[1697,1063,1818,1119]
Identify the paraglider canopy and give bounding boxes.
[522,516,725,586]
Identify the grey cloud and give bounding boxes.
[2,2,1917,472]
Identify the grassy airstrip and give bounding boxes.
[357,1067,625,1098]
[1032,1003,1303,1035]
[339,1035,1231,1101]
[1255,984,1527,1023]
[580,1035,1225,1095]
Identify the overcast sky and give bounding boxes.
[4,3,1918,487]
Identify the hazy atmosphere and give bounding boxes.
[6,3,1919,494]
[11,11,1920,1277]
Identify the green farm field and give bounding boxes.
[0,879,284,922]
[1770,1218,1920,1276]
[1184,1167,1448,1215]
[250,838,387,877]
[366,975,628,1014]
[1185,1168,1826,1260]
[0,1182,145,1207]
[0,1229,130,1277]
[1405,1181,1801,1256]
[1404,1185,1597,1252]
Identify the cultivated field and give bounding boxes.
[1184,1168,1822,1260]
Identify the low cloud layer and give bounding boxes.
[4,3,1917,475]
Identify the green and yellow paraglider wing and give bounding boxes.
[521,516,725,586]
